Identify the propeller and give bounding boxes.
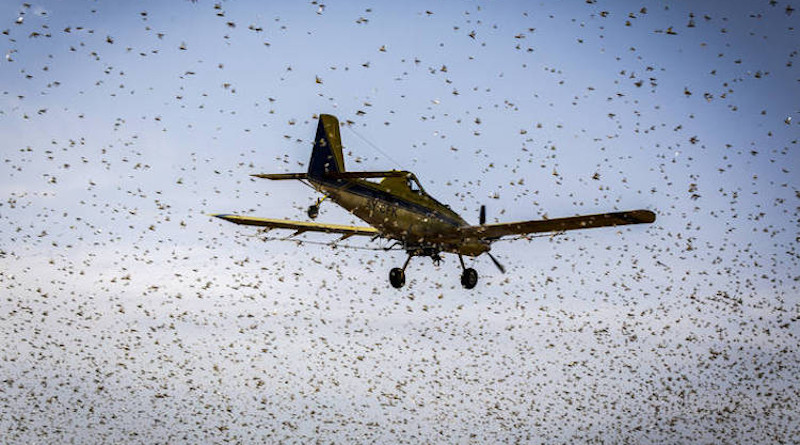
[479,204,505,273]
[487,252,506,274]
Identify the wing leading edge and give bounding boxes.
[459,209,656,240]
[212,214,380,237]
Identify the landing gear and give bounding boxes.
[389,268,405,288]
[460,268,478,289]
[389,255,413,289]
[458,254,478,289]
[388,250,482,290]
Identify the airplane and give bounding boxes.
[212,114,656,289]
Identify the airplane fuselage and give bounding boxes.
[310,176,491,256]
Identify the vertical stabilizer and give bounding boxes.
[308,114,345,177]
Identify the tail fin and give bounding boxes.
[308,114,345,178]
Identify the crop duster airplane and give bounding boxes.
[213,114,655,289]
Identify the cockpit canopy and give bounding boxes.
[406,174,424,194]
[380,171,425,196]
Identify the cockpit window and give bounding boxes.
[407,177,422,194]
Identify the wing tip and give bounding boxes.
[634,209,656,224]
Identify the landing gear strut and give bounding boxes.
[459,254,478,289]
[389,255,412,289]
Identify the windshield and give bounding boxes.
[407,176,423,194]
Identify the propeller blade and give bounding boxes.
[479,205,486,225]
[487,252,506,274]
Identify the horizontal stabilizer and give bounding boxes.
[460,209,656,240]
[251,173,308,180]
[325,171,409,179]
[252,171,409,181]
[211,214,380,237]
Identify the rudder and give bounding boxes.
[308,114,345,177]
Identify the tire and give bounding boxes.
[461,268,478,289]
[389,268,405,288]
[307,205,319,219]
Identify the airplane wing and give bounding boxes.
[211,214,380,238]
[459,209,655,240]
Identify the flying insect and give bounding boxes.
[213,114,655,289]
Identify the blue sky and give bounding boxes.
[1,0,798,442]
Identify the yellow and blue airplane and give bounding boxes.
[213,114,655,289]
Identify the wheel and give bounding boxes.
[461,268,478,289]
[307,205,319,219]
[389,268,406,288]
